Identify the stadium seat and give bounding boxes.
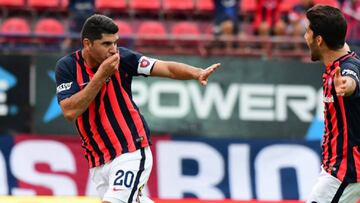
[163,0,194,12]
[95,0,127,11]
[313,0,339,7]
[0,0,25,7]
[137,21,167,37]
[135,21,171,53]
[1,17,30,34]
[171,21,200,37]
[196,0,214,13]
[171,21,205,56]
[33,18,65,47]
[60,0,68,10]
[114,20,133,36]
[0,17,31,44]
[129,0,161,12]
[136,21,167,46]
[28,0,60,9]
[240,0,256,13]
[113,20,132,47]
[34,18,65,36]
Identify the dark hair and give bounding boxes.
[80,14,118,42]
[306,5,347,50]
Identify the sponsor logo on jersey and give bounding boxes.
[342,69,359,82]
[57,82,73,93]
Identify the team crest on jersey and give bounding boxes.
[137,56,156,75]
[140,58,150,68]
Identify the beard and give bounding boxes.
[309,42,321,61]
[90,52,104,66]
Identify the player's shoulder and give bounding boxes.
[118,46,143,65]
[56,51,77,71]
[118,47,141,57]
[341,53,360,70]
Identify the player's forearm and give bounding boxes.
[344,77,357,97]
[61,75,107,121]
[165,61,202,80]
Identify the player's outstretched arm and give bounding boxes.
[334,66,356,97]
[150,60,220,85]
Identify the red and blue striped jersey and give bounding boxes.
[322,52,360,183]
[55,47,157,168]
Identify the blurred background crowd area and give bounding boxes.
[0,0,359,58]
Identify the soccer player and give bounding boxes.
[55,14,220,203]
[304,5,360,202]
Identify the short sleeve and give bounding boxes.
[341,61,360,97]
[55,57,80,103]
[119,47,157,77]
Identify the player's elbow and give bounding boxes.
[63,110,78,121]
[60,100,79,121]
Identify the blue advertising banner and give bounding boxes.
[0,134,321,200]
[0,55,31,133]
[156,136,322,200]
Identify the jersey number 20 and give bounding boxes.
[113,170,135,188]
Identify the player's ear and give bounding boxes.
[315,35,323,47]
[83,38,92,49]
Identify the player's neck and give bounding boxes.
[81,49,99,68]
[322,48,349,66]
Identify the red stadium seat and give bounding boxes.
[113,20,132,46]
[280,0,300,12]
[0,17,31,44]
[28,0,60,9]
[313,0,339,7]
[129,0,161,12]
[240,0,256,13]
[163,0,194,12]
[137,21,167,44]
[114,20,133,36]
[171,21,204,55]
[135,21,170,53]
[171,21,200,37]
[95,0,127,11]
[34,18,65,36]
[1,17,30,34]
[137,21,167,37]
[196,0,214,13]
[33,18,65,46]
[0,0,25,7]
[60,0,68,9]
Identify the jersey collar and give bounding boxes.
[325,51,355,74]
